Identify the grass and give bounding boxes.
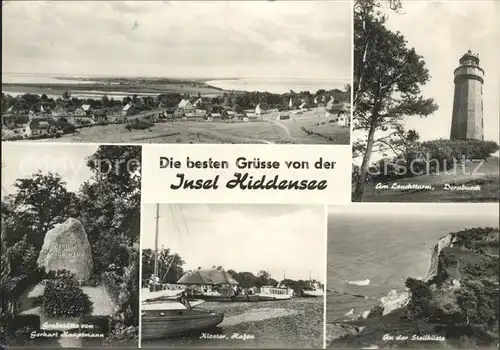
[16,108,350,144]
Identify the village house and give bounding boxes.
[255,103,269,116]
[51,105,69,118]
[122,103,135,116]
[337,103,351,127]
[74,104,92,118]
[159,107,177,119]
[193,98,202,108]
[177,99,194,114]
[92,109,108,123]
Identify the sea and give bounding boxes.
[327,213,500,323]
[206,78,348,94]
[141,297,324,349]
[2,73,347,96]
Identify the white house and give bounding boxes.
[122,103,133,116]
[193,98,202,107]
[178,99,193,112]
[325,97,335,117]
[337,103,350,127]
[255,103,262,115]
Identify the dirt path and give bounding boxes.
[268,120,294,140]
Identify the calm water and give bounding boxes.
[206,78,348,94]
[327,213,499,322]
[2,72,95,85]
[142,298,323,349]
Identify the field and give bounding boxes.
[17,108,350,144]
[357,157,500,202]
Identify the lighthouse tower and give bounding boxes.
[450,50,484,140]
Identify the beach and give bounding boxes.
[142,298,323,349]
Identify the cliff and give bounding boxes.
[328,227,499,349]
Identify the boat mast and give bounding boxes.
[153,203,160,291]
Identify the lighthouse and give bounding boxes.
[449,50,484,140]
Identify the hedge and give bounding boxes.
[42,276,93,317]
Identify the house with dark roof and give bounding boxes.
[25,119,53,137]
[51,105,69,117]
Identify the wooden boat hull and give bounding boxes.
[141,309,224,340]
[302,291,324,297]
[192,295,261,302]
[255,295,291,301]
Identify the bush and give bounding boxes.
[455,278,499,327]
[419,139,499,170]
[42,275,93,317]
[405,277,433,318]
[104,323,138,347]
[101,271,121,305]
[125,120,153,131]
[0,314,40,346]
[45,269,78,281]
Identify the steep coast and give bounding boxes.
[327,227,499,349]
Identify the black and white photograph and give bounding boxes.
[352,0,500,202]
[326,204,499,349]
[140,203,325,348]
[2,1,351,145]
[0,144,141,348]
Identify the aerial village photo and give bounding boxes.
[326,204,499,349]
[140,203,325,348]
[0,144,141,348]
[351,0,500,202]
[2,1,351,145]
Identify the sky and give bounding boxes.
[353,0,500,163]
[2,0,351,80]
[141,203,326,282]
[1,143,97,196]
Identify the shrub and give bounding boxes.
[125,121,153,131]
[419,139,499,170]
[405,277,433,318]
[104,323,138,347]
[45,269,78,281]
[42,275,93,317]
[455,278,499,327]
